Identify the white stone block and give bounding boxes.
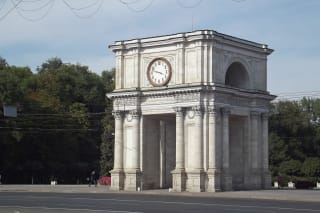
[288,181,295,189]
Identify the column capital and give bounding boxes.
[222,107,230,115]
[250,111,261,117]
[261,112,270,120]
[192,105,203,116]
[126,110,141,122]
[129,109,141,119]
[112,110,123,120]
[208,105,220,115]
[175,107,185,117]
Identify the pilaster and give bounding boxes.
[110,110,124,190]
[186,106,205,192]
[124,109,142,191]
[207,106,222,192]
[261,113,271,189]
[250,111,261,189]
[221,107,232,191]
[172,107,186,192]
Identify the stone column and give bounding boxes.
[261,113,271,189]
[207,106,222,192]
[187,106,205,192]
[171,107,186,192]
[250,111,261,189]
[160,120,166,189]
[124,110,141,191]
[222,107,232,191]
[110,110,124,190]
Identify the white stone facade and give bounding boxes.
[107,30,275,192]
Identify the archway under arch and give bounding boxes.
[225,62,250,89]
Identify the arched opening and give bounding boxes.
[225,62,250,89]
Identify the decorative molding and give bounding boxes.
[114,97,139,107]
[129,109,141,119]
[125,110,140,122]
[208,105,219,115]
[175,107,185,117]
[222,107,230,115]
[250,111,260,117]
[261,112,270,121]
[112,110,123,120]
[192,105,203,117]
[175,92,200,103]
[110,30,272,56]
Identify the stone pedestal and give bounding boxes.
[186,170,205,192]
[124,170,142,191]
[222,170,233,191]
[110,169,124,191]
[250,169,262,189]
[207,169,221,192]
[262,170,272,189]
[171,169,186,192]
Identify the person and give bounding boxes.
[0,173,2,184]
[89,170,97,187]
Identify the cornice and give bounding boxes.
[212,83,276,101]
[109,30,273,56]
[107,83,276,101]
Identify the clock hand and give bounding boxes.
[153,70,164,75]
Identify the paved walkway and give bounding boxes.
[0,184,319,202]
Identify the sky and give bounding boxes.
[0,0,319,99]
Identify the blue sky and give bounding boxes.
[0,0,319,97]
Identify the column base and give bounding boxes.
[262,170,272,189]
[186,169,205,192]
[222,170,233,191]
[251,169,262,189]
[124,169,142,191]
[171,169,186,192]
[110,169,124,191]
[207,168,222,192]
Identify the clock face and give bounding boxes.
[147,58,172,86]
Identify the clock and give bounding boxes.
[147,58,172,86]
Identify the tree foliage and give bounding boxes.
[0,57,114,184]
[99,69,115,176]
[270,98,320,181]
[301,158,320,181]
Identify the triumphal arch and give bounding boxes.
[107,30,275,192]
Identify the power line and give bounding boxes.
[62,0,103,18]
[0,0,22,21]
[0,0,246,21]
[15,0,54,22]
[0,126,100,132]
[119,0,154,13]
[176,0,202,9]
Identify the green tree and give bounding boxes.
[99,70,115,176]
[269,99,320,180]
[301,158,320,181]
[279,160,302,178]
[0,57,108,183]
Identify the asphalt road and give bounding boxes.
[0,192,319,213]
